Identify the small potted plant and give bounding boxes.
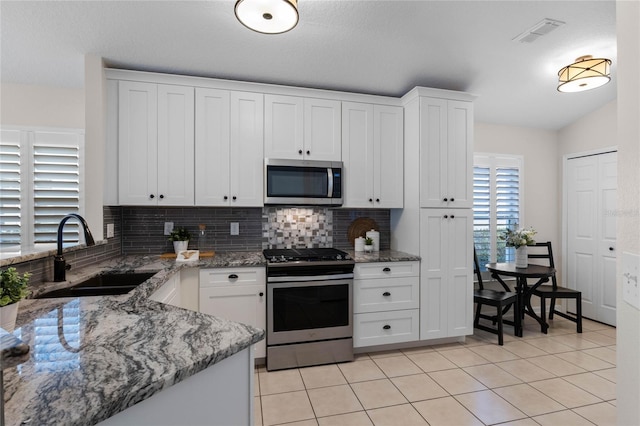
[1,267,31,331]
[364,237,374,252]
[169,226,191,254]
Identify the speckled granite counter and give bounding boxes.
[345,249,420,263]
[2,252,265,426]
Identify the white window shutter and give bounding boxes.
[0,131,22,245]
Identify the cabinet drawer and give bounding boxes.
[354,261,418,279]
[354,277,419,313]
[354,309,419,348]
[199,267,265,287]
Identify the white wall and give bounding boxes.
[475,122,560,266]
[615,1,640,424]
[558,100,617,157]
[0,82,84,128]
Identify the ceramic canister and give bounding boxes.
[365,229,380,252]
[354,236,365,252]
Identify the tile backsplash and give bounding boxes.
[119,206,390,254]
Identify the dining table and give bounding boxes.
[485,262,556,337]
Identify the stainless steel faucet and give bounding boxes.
[54,214,96,282]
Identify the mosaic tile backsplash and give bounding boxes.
[262,207,333,249]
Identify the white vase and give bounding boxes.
[173,240,189,254]
[515,246,528,268]
[0,301,19,332]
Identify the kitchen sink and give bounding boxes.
[37,272,157,298]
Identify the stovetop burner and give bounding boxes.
[263,248,351,263]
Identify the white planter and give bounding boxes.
[515,246,528,268]
[173,240,189,254]
[0,302,19,332]
[364,244,373,253]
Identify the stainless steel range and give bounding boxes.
[263,248,355,371]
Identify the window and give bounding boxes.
[473,154,523,271]
[0,127,85,254]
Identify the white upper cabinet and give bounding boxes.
[265,94,341,161]
[195,88,263,207]
[342,102,403,208]
[419,98,473,208]
[118,81,194,205]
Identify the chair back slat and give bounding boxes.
[527,241,558,289]
[473,248,484,290]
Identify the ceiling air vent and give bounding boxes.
[512,18,565,43]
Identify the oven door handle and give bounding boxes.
[267,273,354,283]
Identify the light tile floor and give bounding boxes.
[254,317,616,426]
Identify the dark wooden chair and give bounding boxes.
[473,249,520,345]
[528,242,582,333]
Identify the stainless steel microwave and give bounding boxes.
[264,158,343,206]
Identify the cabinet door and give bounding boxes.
[419,97,447,208]
[200,285,266,358]
[374,105,404,208]
[195,88,231,206]
[118,81,158,205]
[446,209,473,337]
[157,84,195,205]
[304,98,341,161]
[419,209,449,339]
[446,101,473,208]
[230,92,264,207]
[264,94,303,160]
[341,102,374,208]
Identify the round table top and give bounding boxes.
[485,262,556,278]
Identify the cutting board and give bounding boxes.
[160,251,215,259]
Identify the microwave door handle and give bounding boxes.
[327,168,333,197]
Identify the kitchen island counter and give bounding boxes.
[3,252,265,426]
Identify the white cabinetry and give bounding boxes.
[149,272,182,308]
[342,103,404,208]
[199,267,266,358]
[353,262,420,348]
[419,97,473,208]
[265,94,341,161]
[195,89,264,206]
[118,81,195,205]
[419,209,473,339]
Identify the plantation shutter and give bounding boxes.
[0,130,23,244]
[473,166,491,268]
[496,167,520,263]
[33,131,81,244]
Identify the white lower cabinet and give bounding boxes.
[353,261,420,348]
[199,267,266,358]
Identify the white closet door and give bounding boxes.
[566,151,617,325]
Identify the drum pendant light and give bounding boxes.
[235,0,299,34]
[557,55,612,93]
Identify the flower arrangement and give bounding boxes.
[500,226,536,249]
[1,267,31,307]
[168,226,191,242]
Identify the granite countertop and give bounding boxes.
[2,251,266,426]
[346,249,421,263]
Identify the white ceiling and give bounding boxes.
[1,0,617,130]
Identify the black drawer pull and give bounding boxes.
[306,150,310,155]
[149,194,155,199]
[228,274,239,280]
[159,194,164,199]
[450,197,455,202]
[298,149,303,154]
[383,267,391,272]
[383,292,391,297]
[259,292,264,297]
[443,215,448,219]
[451,214,455,219]
[443,197,448,202]
[383,325,391,330]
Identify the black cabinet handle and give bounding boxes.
[443,197,448,202]
[224,195,228,200]
[609,247,615,251]
[259,292,264,297]
[306,150,310,155]
[383,325,391,330]
[376,198,380,203]
[450,198,455,202]
[383,291,391,296]
[383,267,391,272]
[298,149,303,154]
[150,194,155,199]
[159,194,164,199]
[369,198,373,203]
[232,196,237,201]
[451,214,455,219]
[443,215,448,218]
[228,274,238,280]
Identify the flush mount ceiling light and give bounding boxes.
[557,55,612,93]
[235,0,298,34]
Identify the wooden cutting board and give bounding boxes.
[159,251,215,259]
